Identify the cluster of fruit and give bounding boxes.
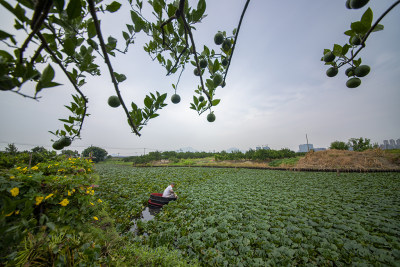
[324,51,370,88]
[52,136,72,150]
[171,31,234,123]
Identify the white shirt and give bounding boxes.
[162,185,175,198]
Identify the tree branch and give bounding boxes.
[87,0,141,136]
[37,32,88,139]
[180,10,211,102]
[223,0,251,82]
[30,43,45,64]
[20,0,53,63]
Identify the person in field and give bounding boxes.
[162,182,177,198]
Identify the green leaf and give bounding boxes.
[152,0,162,14]
[344,30,355,37]
[114,72,127,83]
[88,21,97,38]
[144,96,153,109]
[67,0,82,20]
[371,24,384,32]
[126,24,134,34]
[192,0,206,22]
[106,1,122,13]
[122,31,130,40]
[63,38,76,56]
[361,8,373,28]
[40,64,55,84]
[130,10,146,32]
[212,99,220,106]
[54,0,65,12]
[0,30,14,41]
[351,21,369,35]
[333,44,342,57]
[342,44,351,55]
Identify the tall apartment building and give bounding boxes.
[299,144,314,153]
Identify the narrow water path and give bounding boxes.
[129,206,161,233]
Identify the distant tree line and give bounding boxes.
[122,151,214,164]
[0,144,108,168]
[120,148,304,164]
[330,137,377,152]
[215,148,302,161]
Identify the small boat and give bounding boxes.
[148,193,176,208]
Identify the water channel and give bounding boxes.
[129,206,161,234]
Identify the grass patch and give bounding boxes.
[269,157,301,167]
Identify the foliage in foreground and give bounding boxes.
[95,165,400,266]
[0,157,196,266]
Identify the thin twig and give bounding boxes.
[20,0,53,63]
[166,26,189,76]
[340,0,400,67]
[223,0,251,82]
[12,90,41,100]
[30,43,45,64]
[180,11,211,102]
[37,32,88,139]
[87,0,141,136]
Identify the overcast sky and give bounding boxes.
[1,0,399,155]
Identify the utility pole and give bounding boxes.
[306,134,310,152]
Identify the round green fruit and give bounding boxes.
[346,77,361,88]
[213,74,223,87]
[350,35,361,46]
[221,58,228,67]
[345,67,355,77]
[108,95,120,108]
[323,52,335,63]
[354,65,370,77]
[193,67,200,76]
[214,32,224,45]
[171,94,181,104]
[345,0,352,9]
[222,39,231,52]
[52,140,64,150]
[326,67,338,77]
[350,0,369,9]
[59,137,71,147]
[199,59,208,69]
[207,113,216,122]
[198,95,205,102]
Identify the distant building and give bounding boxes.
[383,140,389,149]
[262,146,271,150]
[256,146,261,151]
[390,139,396,148]
[299,144,313,153]
[380,138,400,149]
[313,148,326,152]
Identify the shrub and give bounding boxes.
[330,141,350,150]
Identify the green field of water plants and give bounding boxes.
[95,165,400,266]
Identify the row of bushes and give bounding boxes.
[123,151,215,164]
[215,148,304,161]
[120,149,305,164]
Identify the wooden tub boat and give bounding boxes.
[148,193,176,208]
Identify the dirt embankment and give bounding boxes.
[295,149,400,171]
[137,149,400,172]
